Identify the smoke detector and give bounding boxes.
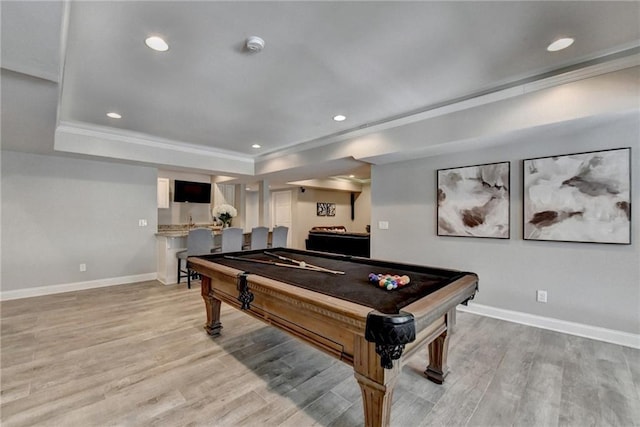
[246,36,265,52]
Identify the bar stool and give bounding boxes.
[214,227,243,253]
[271,226,289,248]
[176,228,213,288]
[244,226,269,250]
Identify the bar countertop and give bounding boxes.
[156,224,222,237]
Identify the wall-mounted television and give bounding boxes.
[174,180,211,203]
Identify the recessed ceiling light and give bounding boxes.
[145,36,169,52]
[252,144,261,149]
[333,114,346,122]
[106,112,122,119]
[547,37,574,52]
[349,175,355,178]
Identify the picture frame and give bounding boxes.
[317,202,336,217]
[437,161,510,239]
[523,147,631,244]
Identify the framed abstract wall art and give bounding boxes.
[523,147,631,244]
[437,161,510,238]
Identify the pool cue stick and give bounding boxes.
[263,252,345,275]
[263,251,341,274]
[223,256,339,274]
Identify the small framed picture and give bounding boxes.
[317,202,336,217]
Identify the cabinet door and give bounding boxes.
[157,178,170,209]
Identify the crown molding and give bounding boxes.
[288,178,363,192]
[257,49,640,162]
[55,122,255,176]
[0,64,59,83]
[57,121,255,161]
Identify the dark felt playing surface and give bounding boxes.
[195,248,471,314]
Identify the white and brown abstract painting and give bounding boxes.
[523,148,631,244]
[437,162,510,238]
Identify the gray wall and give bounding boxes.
[371,114,639,334]
[2,151,157,291]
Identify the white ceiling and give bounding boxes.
[2,1,639,187]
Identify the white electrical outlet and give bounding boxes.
[138,219,148,227]
[378,221,389,230]
[536,290,547,303]
[79,263,87,272]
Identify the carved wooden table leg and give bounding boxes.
[354,336,400,427]
[425,328,449,384]
[200,276,222,336]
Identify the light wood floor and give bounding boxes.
[1,280,639,426]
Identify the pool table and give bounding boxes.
[188,248,478,427]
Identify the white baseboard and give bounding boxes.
[0,273,158,301]
[458,302,640,349]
